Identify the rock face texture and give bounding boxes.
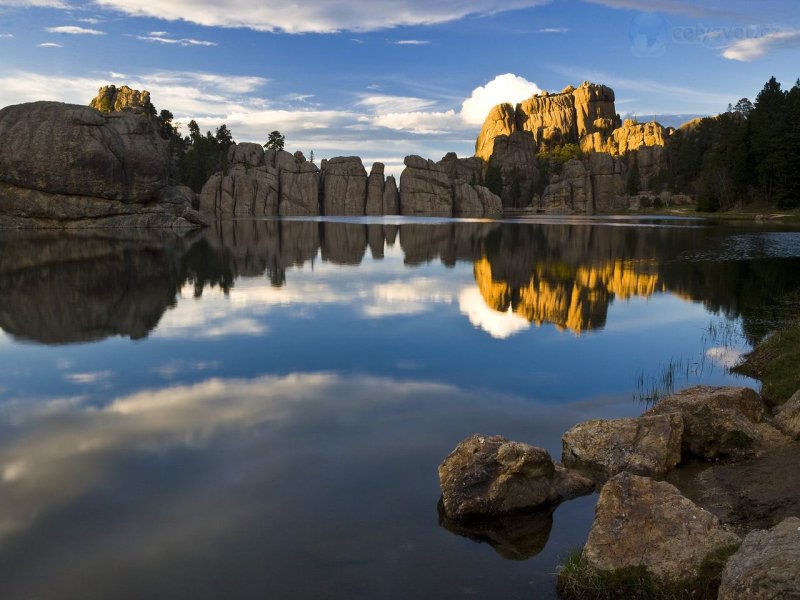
[321,156,368,215]
[474,81,669,213]
[200,145,320,217]
[365,162,385,215]
[562,413,684,477]
[584,472,741,582]
[718,517,800,600]
[199,144,279,216]
[646,386,790,460]
[89,84,153,115]
[437,434,594,520]
[773,390,800,439]
[0,102,205,228]
[399,155,454,216]
[382,175,399,215]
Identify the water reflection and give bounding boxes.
[2,219,800,345]
[438,500,556,561]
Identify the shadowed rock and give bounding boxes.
[438,434,593,520]
[718,517,800,599]
[562,413,684,478]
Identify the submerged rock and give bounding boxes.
[584,472,740,582]
[437,434,593,520]
[562,413,683,477]
[718,517,800,599]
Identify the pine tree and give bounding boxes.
[265,130,285,152]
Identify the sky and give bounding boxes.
[1,0,799,175]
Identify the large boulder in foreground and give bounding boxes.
[562,413,683,477]
[718,517,800,599]
[584,472,740,582]
[0,101,205,228]
[438,434,593,520]
[646,386,789,459]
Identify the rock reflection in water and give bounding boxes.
[438,499,556,561]
[0,230,195,344]
[2,219,800,345]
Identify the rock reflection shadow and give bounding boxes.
[438,499,556,560]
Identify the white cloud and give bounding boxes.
[706,347,744,369]
[363,277,454,316]
[583,0,742,19]
[458,287,530,339]
[0,33,14,38]
[135,33,217,47]
[358,94,437,114]
[395,39,430,45]
[46,25,105,35]
[722,30,800,61]
[538,27,569,33]
[36,42,62,47]
[88,0,551,33]
[65,371,113,385]
[371,109,461,134]
[460,73,541,125]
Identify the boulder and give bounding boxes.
[584,472,740,582]
[452,183,502,217]
[0,101,204,228]
[382,175,399,215]
[438,152,483,186]
[718,517,800,600]
[540,158,593,214]
[322,156,367,215]
[437,434,594,520]
[773,390,800,439]
[487,131,538,208]
[646,386,790,460]
[399,155,453,216]
[365,162,385,215]
[562,413,684,477]
[476,186,503,216]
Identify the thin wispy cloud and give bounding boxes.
[582,0,745,19]
[0,33,14,38]
[722,30,800,61]
[46,26,105,35]
[538,27,569,33]
[88,0,552,34]
[395,39,430,45]
[37,42,62,47]
[135,34,217,47]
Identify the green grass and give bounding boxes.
[734,319,800,406]
[556,545,740,600]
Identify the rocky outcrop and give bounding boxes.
[718,517,800,599]
[382,175,399,215]
[199,144,279,216]
[278,151,320,216]
[399,155,453,216]
[89,84,153,115]
[437,434,594,520]
[321,156,368,215]
[487,132,539,208]
[646,386,791,460]
[773,390,800,439]
[453,183,502,217]
[0,101,205,228]
[475,103,515,162]
[562,413,684,477]
[365,162,385,215]
[583,472,740,582]
[581,119,667,155]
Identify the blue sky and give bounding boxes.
[1,0,799,174]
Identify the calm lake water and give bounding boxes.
[1,216,800,599]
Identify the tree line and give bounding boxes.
[656,76,800,211]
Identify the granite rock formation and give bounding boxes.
[583,472,741,582]
[0,101,205,228]
[718,517,800,599]
[321,156,368,215]
[562,413,684,477]
[89,84,154,115]
[437,434,594,520]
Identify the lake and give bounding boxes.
[1,216,799,599]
